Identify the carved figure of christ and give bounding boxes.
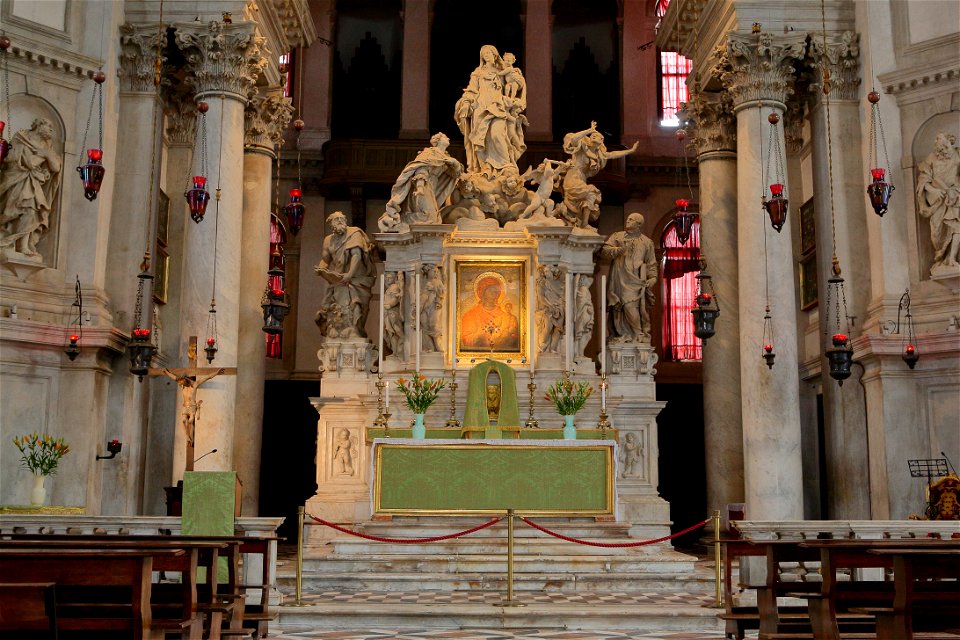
[148,337,237,472]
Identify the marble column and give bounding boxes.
[399,0,430,139]
[523,0,552,141]
[300,0,334,148]
[723,32,807,520]
[238,88,293,513]
[621,0,658,144]
[174,20,267,474]
[683,89,744,518]
[807,33,870,519]
[104,23,166,513]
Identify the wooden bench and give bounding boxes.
[0,582,57,639]
[866,547,960,640]
[0,547,177,640]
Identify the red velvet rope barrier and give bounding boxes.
[308,514,503,543]
[520,516,711,548]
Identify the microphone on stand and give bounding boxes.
[195,449,218,464]
[941,452,958,476]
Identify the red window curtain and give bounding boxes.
[659,51,692,126]
[661,219,702,361]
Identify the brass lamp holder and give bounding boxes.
[445,361,461,428]
[525,371,539,428]
[596,374,611,430]
[373,372,388,428]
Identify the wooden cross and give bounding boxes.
[148,337,237,471]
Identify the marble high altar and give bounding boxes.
[307,45,666,538]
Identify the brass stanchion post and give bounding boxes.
[282,505,310,606]
[500,509,524,607]
[713,509,722,608]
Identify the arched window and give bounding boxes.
[661,217,701,361]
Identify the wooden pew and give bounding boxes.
[0,548,175,640]
[867,547,960,640]
[0,582,57,639]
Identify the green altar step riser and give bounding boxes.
[279,571,715,593]
[276,603,723,633]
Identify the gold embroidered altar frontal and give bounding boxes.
[372,440,615,515]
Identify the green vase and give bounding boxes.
[412,413,426,440]
[563,415,577,440]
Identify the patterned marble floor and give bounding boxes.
[283,590,719,606]
[266,630,738,640]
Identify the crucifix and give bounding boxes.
[148,337,237,472]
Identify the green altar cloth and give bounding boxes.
[373,440,614,515]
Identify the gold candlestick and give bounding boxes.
[445,362,460,428]
[525,372,539,428]
[373,372,388,428]
[596,374,611,430]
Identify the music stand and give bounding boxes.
[908,458,949,517]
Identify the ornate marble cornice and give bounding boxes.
[119,23,166,93]
[681,90,736,156]
[174,21,268,102]
[165,98,197,146]
[807,31,861,103]
[244,88,294,154]
[720,32,807,109]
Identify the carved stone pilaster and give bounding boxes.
[720,32,807,109]
[174,21,268,102]
[244,88,294,154]
[783,97,806,155]
[808,31,861,103]
[119,23,166,93]
[681,90,736,156]
[165,98,197,146]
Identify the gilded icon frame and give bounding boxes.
[454,259,528,363]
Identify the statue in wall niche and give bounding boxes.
[0,118,62,260]
[379,132,463,232]
[573,274,594,361]
[315,211,376,339]
[535,264,565,354]
[619,432,644,478]
[916,132,960,271]
[455,45,527,178]
[420,263,445,352]
[383,271,405,359]
[557,121,638,229]
[332,428,356,476]
[601,212,657,343]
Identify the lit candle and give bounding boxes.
[528,273,535,375]
[565,270,572,372]
[385,378,390,409]
[600,274,606,376]
[450,270,457,368]
[415,270,421,374]
[378,273,385,372]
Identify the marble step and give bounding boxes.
[274,600,725,633]
[309,518,671,540]
[300,553,699,574]
[321,537,688,556]
[278,569,716,593]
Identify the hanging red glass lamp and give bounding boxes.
[897,290,919,369]
[761,307,776,370]
[76,70,107,201]
[691,259,720,340]
[284,188,305,235]
[0,35,12,164]
[78,148,106,201]
[128,264,156,381]
[866,91,895,217]
[64,276,83,361]
[824,266,854,385]
[261,284,290,335]
[185,175,210,223]
[763,112,789,232]
[764,183,788,232]
[674,198,694,245]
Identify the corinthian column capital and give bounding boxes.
[720,32,807,109]
[244,88,294,155]
[681,90,736,156]
[119,23,166,93]
[174,21,268,102]
[808,31,861,103]
[165,97,197,146]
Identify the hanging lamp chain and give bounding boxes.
[1,34,10,125]
[820,0,839,271]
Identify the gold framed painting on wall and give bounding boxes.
[455,260,527,362]
[799,253,818,310]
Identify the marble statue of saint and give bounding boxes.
[460,272,520,351]
[601,212,657,343]
[379,132,463,232]
[535,264,565,354]
[0,118,62,259]
[558,121,637,229]
[383,271,405,360]
[574,274,595,361]
[420,263,445,352]
[619,432,644,478]
[455,45,526,178]
[315,211,376,339]
[916,132,960,270]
